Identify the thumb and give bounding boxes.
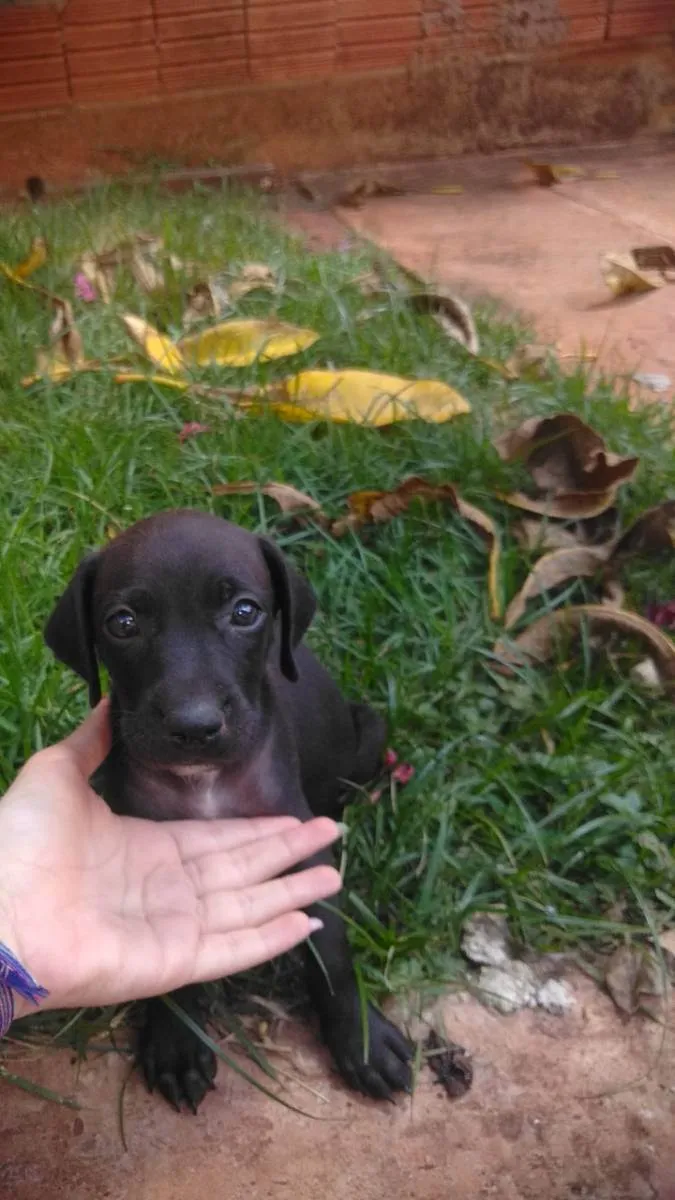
[62,697,112,779]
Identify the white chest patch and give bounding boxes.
[170,766,224,819]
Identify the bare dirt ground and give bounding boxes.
[1,973,673,1200]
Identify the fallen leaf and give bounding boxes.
[336,178,404,208]
[13,235,47,280]
[632,371,671,394]
[49,298,85,369]
[601,252,663,298]
[513,518,588,553]
[524,161,583,187]
[122,314,186,376]
[495,412,639,519]
[494,604,675,687]
[129,245,164,293]
[630,657,663,692]
[114,372,190,390]
[631,245,675,271]
[178,422,211,443]
[430,184,464,195]
[262,369,470,427]
[78,250,113,305]
[604,944,669,1019]
[424,1029,473,1098]
[229,262,276,301]
[333,476,500,618]
[178,319,319,368]
[182,275,231,329]
[212,480,327,519]
[399,289,479,354]
[613,501,675,559]
[504,546,609,630]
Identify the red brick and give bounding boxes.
[339,0,419,15]
[63,0,152,23]
[338,15,421,44]
[0,79,68,113]
[157,11,246,41]
[0,7,59,34]
[247,1,334,29]
[71,69,161,102]
[249,49,335,79]
[67,44,158,79]
[249,24,335,55]
[0,56,66,87]
[64,19,155,52]
[159,34,247,65]
[337,39,416,67]
[161,59,250,88]
[0,30,63,60]
[609,6,674,38]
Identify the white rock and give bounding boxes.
[536,977,576,1015]
[462,912,511,968]
[478,962,538,1013]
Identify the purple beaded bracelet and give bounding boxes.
[0,942,49,1037]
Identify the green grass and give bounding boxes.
[1,181,674,1034]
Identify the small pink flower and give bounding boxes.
[368,787,383,805]
[384,747,398,768]
[74,272,97,302]
[178,422,211,443]
[391,763,415,786]
[646,601,675,630]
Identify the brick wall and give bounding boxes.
[0,0,672,117]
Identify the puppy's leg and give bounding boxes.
[348,702,387,786]
[138,984,216,1114]
[301,845,412,1100]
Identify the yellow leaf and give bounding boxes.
[178,319,319,368]
[13,235,48,280]
[263,369,470,426]
[114,372,190,390]
[122,315,185,376]
[601,253,663,298]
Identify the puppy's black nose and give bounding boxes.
[165,702,224,746]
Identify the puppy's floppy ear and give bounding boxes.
[259,539,316,682]
[44,553,101,707]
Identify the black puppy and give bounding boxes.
[45,509,411,1111]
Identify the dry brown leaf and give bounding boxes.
[631,245,675,272]
[130,246,165,293]
[50,298,85,368]
[604,944,669,1020]
[601,252,663,298]
[504,547,609,630]
[182,275,231,329]
[496,413,638,519]
[494,604,675,687]
[78,250,113,305]
[212,480,327,520]
[334,477,501,619]
[513,518,588,553]
[229,262,276,301]
[612,501,675,558]
[406,289,479,355]
[336,178,404,208]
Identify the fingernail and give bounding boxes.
[307,917,324,935]
[334,822,349,839]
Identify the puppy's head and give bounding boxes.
[45,510,315,769]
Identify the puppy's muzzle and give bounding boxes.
[159,698,228,749]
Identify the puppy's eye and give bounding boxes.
[105,609,139,639]
[231,599,262,628]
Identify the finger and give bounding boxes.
[186,818,341,895]
[193,911,329,980]
[168,815,303,861]
[199,864,341,933]
[61,698,112,779]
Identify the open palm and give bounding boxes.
[0,701,341,1016]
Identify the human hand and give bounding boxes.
[0,699,342,1018]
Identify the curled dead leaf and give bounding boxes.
[504,546,609,630]
[336,177,404,208]
[601,253,663,298]
[495,412,638,519]
[334,476,501,619]
[182,275,231,329]
[612,501,675,559]
[631,245,675,272]
[212,480,327,520]
[229,262,276,301]
[493,604,675,688]
[402,289,479,355]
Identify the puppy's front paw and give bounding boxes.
[325,1004,412,1100]
[139,999,216,1114]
